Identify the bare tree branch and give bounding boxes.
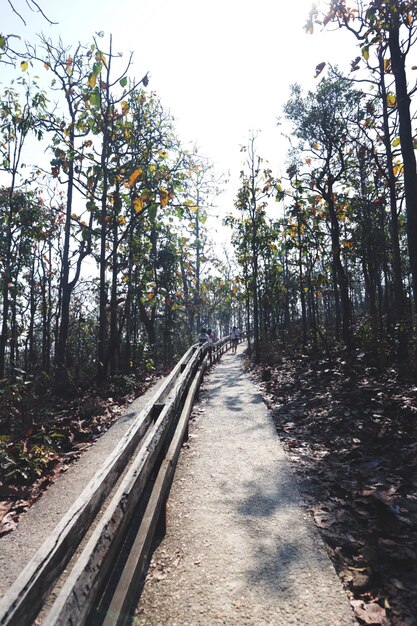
[7,0,26,25]
[6,0,58,26]
[26,0,58,24]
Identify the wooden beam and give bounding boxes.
[41,354,201,626]
[101,362,207,626]
[0,346,197,626]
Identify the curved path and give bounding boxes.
[134,346,357,626]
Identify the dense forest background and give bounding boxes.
[4,1,417,397]
[1,0,417,465]
[0,4,415,434]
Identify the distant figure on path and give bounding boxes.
[207,328,216,344]
[198,328,209,346]
[230,326,239,354]
[207,328,216,357]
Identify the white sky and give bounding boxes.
[3,0,357,236]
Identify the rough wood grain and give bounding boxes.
[0,346,197,626]
[42,352,201,626]
[102,362,207,626]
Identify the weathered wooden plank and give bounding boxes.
[0,346,197,626]
[102,362,207,626]
[42,352,201,626]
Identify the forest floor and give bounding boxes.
[250,353,417,626]
[0,372,163,536]
[1,354,417,625]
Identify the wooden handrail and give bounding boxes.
[0,337,229,626]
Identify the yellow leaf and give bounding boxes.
[149,164,157,173]
[121,101,129,115]
[20,61,28,72]
[387,93,397,108]
[393,162,404,177]
[95,51,108,68]
[133,197,144,212]
[88,73,96,88]
[128,168,142,188]
[117,215,126,225]
[160,188,169,208]
[362,46,369,61]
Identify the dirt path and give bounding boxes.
[134,347,357,626]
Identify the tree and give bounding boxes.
[319,0,417,313]
[228,133,278,363]
[0,80,47,377]
[284,75,362,348]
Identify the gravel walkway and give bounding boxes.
[134,347,358,626]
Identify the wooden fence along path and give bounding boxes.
[0,337,232,626]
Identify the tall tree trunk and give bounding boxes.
[55,135,75,384]
[389,16,417,311]
[0,187,15,378]
[109,189,120,376]
[378,47,408,361]
[326,180,351,348]
[296,201,307,348]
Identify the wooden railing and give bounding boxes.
[0,335,233,626]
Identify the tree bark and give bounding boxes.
[388,14,417,311]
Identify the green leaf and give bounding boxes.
[119,77,128,88]
[92,61,102,76]
[90,88,101,108]
[392,137,401,147]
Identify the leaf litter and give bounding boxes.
[0,374,162,537]
[251,354,417,626]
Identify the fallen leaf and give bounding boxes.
[351,600,388,625]
[0,511,18,536]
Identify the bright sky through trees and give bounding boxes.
[3,0,355,226]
